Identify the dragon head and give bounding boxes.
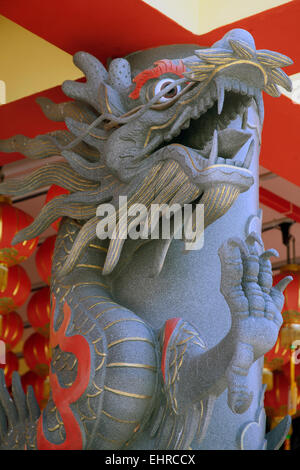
[0,29,292,276]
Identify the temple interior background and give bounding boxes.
[0,0,299,450]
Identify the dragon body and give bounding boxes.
[0,29,294,450]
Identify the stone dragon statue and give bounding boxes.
[0,28,294,450]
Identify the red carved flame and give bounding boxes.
[161,317,181,382]
[129,59,186,99]
[37,296,91,450]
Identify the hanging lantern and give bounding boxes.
[265,371,291,418]
[282,357,300,417]
[265,370,300,420]
[274,266,300,415]
[0,350,19,388]
[0,265,31,315]
[0,196,39,291]
[263,265,300,450]
[35,235,56,285]
[263,368,274,391]
[0,311,23,349]
[274,266,300,349]
[23,332,50,378]
[27,287,51,337]
[45,185,69,231]
[264,227,300,449]
[21,371,50,408]
[264,266,300,389]
[283,359,300,390]
[264,337,290,371]
[263,338,291,391]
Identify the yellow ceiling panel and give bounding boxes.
[0,80,5,104]
[143,0,292,35]
[0,15,83,104]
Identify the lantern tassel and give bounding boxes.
[0,264,8,293]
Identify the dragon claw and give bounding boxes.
[228,390,254,415]
[261,248,279,260]
[227,237,250,257]
[246,231,264,248]
[274,275,293,293]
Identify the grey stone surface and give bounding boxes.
[0,28,293,450]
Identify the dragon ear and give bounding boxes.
[108,58,132,91]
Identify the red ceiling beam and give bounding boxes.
[260,187,300,223]
[0,0,299,66]
[0,86,69,165]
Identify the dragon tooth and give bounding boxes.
[191,107,199,119]
[198,98,205,113]
[240,83,248,95]
[231,79,240,93]
[216,118,226,130]
[182,119,190,130]
[253,90,264,123]
[209,86,217,100]
[205,95,213,107]
[208,130,218,165]
[223,77,231,90]
[243,140,254,169]
[241,108,248,129]
[247,85,255,97]
[216,80,225,115]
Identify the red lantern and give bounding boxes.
[274,266,300,349]
[45,185,69,231]
[27,287,50,337]
[21,371,49,408]
[0,265,31,314]
[23,332,50,377]
[0,351,19,387]
[0,196,38,291]
[0,311,23,349]
[35,236,56,285]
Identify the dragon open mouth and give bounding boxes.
[153,78,258,200]
[171,89,254,163]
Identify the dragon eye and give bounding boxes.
[154,78,182,103]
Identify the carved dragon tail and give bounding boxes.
[0,217,161,450]
[37,217,161,450]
